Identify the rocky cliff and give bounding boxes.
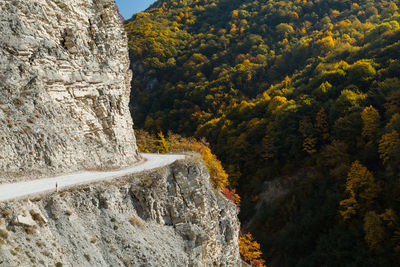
[0,0,140,180]
[0,159,241,266]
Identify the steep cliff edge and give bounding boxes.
[0,159,241,266]
[0,0,140,180]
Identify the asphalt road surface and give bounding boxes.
[0,153,185,201]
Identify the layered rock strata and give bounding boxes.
[0,0,140,180]
[0,160,241,266]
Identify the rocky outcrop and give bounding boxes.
[0,0,140,181]
[0,159,241,266]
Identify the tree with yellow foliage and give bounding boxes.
[340,161,380,220]
[136,130,229,192]
[378,130,399,164]
[267,96,287,112]
[315,81,332,96]
[317,36,335,52]
[157,132,170,153]
[239,232,266,267]
[135,129,159,153]
[303,137,317,155]
[361,106,380,144]
[230,24,238,34]
[190,140,229,191]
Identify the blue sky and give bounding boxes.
[114,0,156,20]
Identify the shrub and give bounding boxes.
[84,254,91,262]
[130,216,144,229]
[13,98,23,105]
[0,229,8,248]
[1,209,10,218]
[24,225,37,234]
[0,229,8,239]
[36,241,45,248]
[30,210,46,227]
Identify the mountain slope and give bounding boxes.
[126,0,399,133]
[0,159,240,266]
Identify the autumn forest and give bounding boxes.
[124,0,400,265]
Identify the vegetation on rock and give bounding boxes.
[135,129,239,204]
[135,129,263,265]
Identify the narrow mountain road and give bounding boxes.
[0,153,186,202]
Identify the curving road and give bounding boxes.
[0,153,186,202]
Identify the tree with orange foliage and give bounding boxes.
[232,10,239,20]
[223,188,240,210]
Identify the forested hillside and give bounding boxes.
[125,0,400,265]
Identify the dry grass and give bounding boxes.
[36,241,45,248]
[13,98,23,105]
[84,254,91,262]
[0,229,8,248]
[0,229,8,240]
[30,210,46,227]
[23,225,36,234]
[129,216,145,230]
[1,209,11,218]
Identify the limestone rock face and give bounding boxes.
[0,0,140,180]
[0,160,241,266]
